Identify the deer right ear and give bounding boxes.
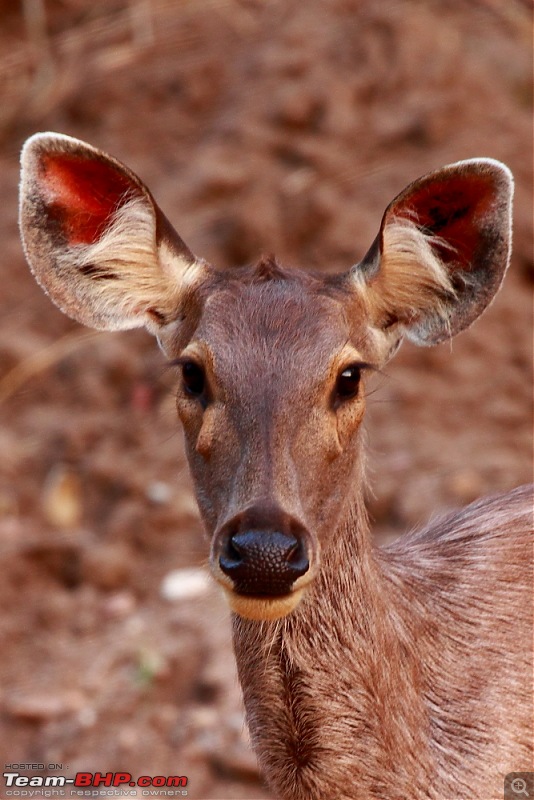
[350,159,513,347]
[19,132,206,332]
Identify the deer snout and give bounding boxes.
[212,505,314,620]
[220,530,309,596]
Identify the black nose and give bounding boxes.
[219,529,309,597]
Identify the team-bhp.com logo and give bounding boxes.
[3,769,188,797]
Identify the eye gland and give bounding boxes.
[182,361,205,397]
[336,366,362,400]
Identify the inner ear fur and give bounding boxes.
[352,158,513,346]
[19,132,203,332]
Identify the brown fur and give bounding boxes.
[234,482,532,800]
[19,135,532,800]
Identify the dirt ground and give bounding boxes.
[0,1,532,799]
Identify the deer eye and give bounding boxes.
[335,365,362,400]
[182,361,205,397]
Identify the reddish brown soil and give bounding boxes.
[0,2,532,799]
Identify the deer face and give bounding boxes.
[19,133,513,620]
[171,272,378,618]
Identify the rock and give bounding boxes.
[146,480,172,505]
[5,690,86,721]
[42,464,83,530]
[101,590,137,619]
[160,568,211,602]
[447,469,484,504]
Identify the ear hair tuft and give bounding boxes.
[52,196,188,329]
[356,218,458,342]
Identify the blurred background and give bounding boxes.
[0,1,531,798]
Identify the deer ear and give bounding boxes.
[19,132,206,332]
[351,159,513,346]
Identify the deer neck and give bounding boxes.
[231,495,434,800]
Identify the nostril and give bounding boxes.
[225,536,243,565]
[219,529,310,597]
[285,540,298,561]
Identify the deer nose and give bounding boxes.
[219,529,310,597]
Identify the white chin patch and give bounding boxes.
[222,587,305,621]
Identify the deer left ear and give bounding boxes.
[19,132,206,333]
[351,159,513,346]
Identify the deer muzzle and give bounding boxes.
[211,504,315,620]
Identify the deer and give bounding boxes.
[19,132,532,800]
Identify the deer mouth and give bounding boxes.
[213,569,313,620]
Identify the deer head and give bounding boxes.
[19,133,513,621]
